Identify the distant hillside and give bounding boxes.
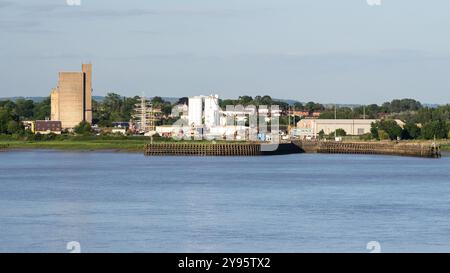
[1,96,442,108]
[0,96,49,102]
[91,96,179,103]
[0,96,179,104]
[273,98,301,105]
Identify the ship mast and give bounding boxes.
[132,96,160,134]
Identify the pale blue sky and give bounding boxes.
[1,0,450,104]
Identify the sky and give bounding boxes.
[1,0,450,104]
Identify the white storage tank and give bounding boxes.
[204,94,220,128]
[188,96,203,127]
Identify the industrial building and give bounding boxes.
[51,64,93,129]
[156,125,184,138]
[188,96,204,127]
[187,95,221,128]
[296,119,405,138]
[184,95,285,140]
[110,122,129,135]
[296,119,377,137]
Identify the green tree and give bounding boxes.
[219,99,235,108]
[319,107,359,119]
[92,93,140,126]
[122,96,140,120]
[372,120,403,140]
[305,101,324,112]
[177,97,188,105]
[329,128,347,137]
[382,99,422,113]
[385,121,403,140]
[370,122,379,139]
[238,96,253,105]
[0,100,17,113]
[378,130,390,140]
[293,102,304,111]
[401,122,421,140]
[74,121,92,135]
[7,120,22,134]
[151,96,164,105]
[421,120,448,140]
[33,97,51,120]
[14,98,35,119]
[0,108,11,134]
[318,129,325,139]
[259,95,273,106]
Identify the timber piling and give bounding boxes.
[293,141,441,158]
[144,141,441,158]
[144,142,302,156]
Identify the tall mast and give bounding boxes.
[132,96,160,134]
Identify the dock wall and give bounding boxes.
[144,141,440,158]
[144,142,301,156]
[293,141,441,158]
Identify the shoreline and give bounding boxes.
[2,147,142,154]
[0,141,145,153]
[1,140,449,157]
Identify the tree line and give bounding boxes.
[0,98,50,135]
[316,99,450,140]
[369,119,449,141]
[1,96,449,140]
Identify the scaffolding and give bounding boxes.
[132,96,161,134]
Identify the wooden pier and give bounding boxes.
[144,142,302,156]
[145,143,260,156]
[144,141,441,158]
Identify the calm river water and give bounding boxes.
[1,150,450,252]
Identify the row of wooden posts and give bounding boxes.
[144,143,261,156]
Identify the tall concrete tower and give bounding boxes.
[51,64,93,129]
[82,63,92,124]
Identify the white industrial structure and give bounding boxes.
[204,95,220,128]
[295,119,405,139]
[188,94,221,128]
[188,96,203,127]
[181,94,277,141]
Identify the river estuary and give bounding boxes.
[1,150,450,252]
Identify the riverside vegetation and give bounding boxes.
[1,96,450,151]
[0,134,245,152]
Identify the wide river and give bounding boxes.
[1,150,449,253]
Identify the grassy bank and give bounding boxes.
[0,136,247,152]
[0,135,151,152]
[2,135,449,153]
[0,139,148,152]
